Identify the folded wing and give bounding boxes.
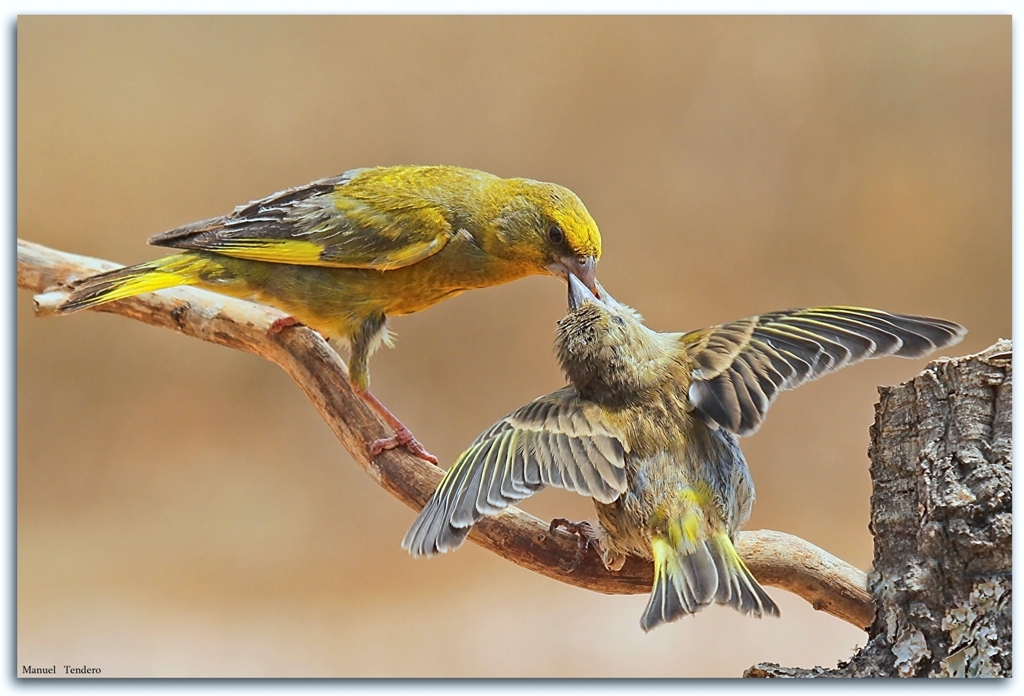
[148,169,452,271]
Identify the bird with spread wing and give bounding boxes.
[404,276,965,630]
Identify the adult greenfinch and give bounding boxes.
[404,276,966,630]
[56,165,603,463]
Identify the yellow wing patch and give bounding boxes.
[364,236,446,270]
[175,234,449,270]
[199,239,326,265]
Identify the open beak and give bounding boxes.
[593,279,620,308]
[547,255,599,298]
[567,273,600,310]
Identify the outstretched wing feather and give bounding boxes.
[402,387,629,557]
[685,306,966,436]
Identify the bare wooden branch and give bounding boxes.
[18,238,874,630]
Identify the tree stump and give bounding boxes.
[747,340,1012,678]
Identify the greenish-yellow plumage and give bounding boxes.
[57,165,602,462]
[404,276,966,631]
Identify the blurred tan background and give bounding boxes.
[17,16,1009,677]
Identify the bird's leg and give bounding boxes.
[549,518,604,572]
[346,313,438,464]
[357,387,438,464]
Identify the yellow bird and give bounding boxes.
[57,165,602,463]
[404,276,965,630]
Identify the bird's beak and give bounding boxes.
[593,279,620,308]
[567,273,600,310]
[548,255,600,298]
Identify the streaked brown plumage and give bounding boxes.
[404,276,966,630]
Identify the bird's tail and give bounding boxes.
[57,253,212,314]
[641,526,779,632]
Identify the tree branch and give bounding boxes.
[17,238,875,630]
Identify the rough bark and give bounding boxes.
[747,340,1012,678]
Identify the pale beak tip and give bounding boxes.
[549,255,601,306]
[577,256,599,298]
[567,273,599,310]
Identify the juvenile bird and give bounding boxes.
[56,165,602,463]
[403,276,966,630]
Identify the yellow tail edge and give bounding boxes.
[641,532,779,632]
[57,254,204,314]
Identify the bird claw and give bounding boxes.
[268,316,301,335]
[549,518,600,573]
[369,426,438,464]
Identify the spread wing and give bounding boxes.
[683,306,967,436]
[403,386,629,557]
[148,169,452,271]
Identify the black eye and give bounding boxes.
[548,224,564,245]
[612,315,626,326]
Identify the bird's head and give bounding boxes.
[489,179,602,297]
[555,276,677,401]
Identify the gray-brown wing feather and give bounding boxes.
[148,172,355,249]
[685,306,967,436]
[146,168,451,270]
[403,387,629,557]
